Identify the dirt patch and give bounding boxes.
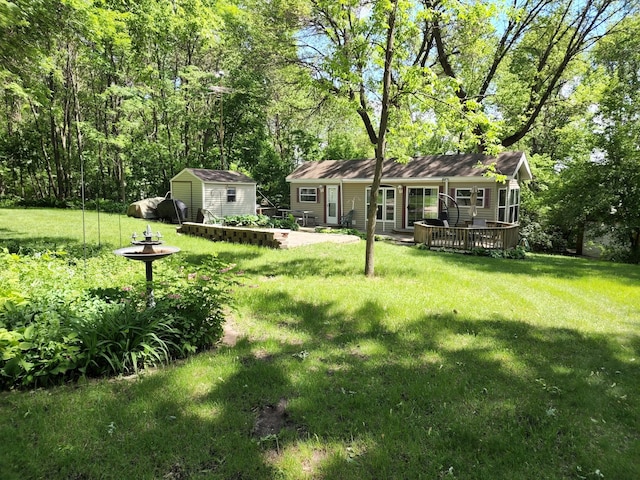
[220,320,241,347]
[163,463,188,480]
[302,449,330,475]
[252,398,290,439]
[253,349,275,362]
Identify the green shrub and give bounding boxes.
[470,246,527,259]
[0,251,236,389]
[0,194,22,208]
[271,215,300,230]
[520,221,568,253]
[10,197,127,213]
[221,214,269,226]
[221,213,299,230]
[0,291,85,388]
[74,300,179,377]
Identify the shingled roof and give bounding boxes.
[287,152,530,181]
[185,168,255,183]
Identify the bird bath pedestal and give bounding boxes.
[114,225,180,307]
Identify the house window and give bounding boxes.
[227,187,236,202]
[366,186,395,222]
[508,188,520,223]
[407,187,438,226]
[299,187,317,203]
[498,188,507,222]
[455,188,485,208]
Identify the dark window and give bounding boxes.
[299,187,317,203]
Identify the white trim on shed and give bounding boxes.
[170,168,257,221]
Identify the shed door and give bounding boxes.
[172,181,193,220]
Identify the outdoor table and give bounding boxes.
[278,209,313,226]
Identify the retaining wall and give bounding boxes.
[178,222,290,248]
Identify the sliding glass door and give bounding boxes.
[406,187,438,227]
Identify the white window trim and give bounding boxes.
[455,188,485,208]
[508,188,520,223]
[366,186,396,223]
[226,186,237,203]
[299,187,318,203]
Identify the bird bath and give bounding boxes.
[114,225,180,307]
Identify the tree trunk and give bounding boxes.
[575,223,584,256]
[364,156,383,276]
[364,0,397,277]
[630,229,640,264]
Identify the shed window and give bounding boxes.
[299,187,317,203]
[455,188,485,208]
[227,187,236,202]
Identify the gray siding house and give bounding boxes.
[286,152,532,233]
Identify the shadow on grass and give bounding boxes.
[248,257,361,279]
[198,291,639,479]
[2,290,639,479]
[408,245,640,281]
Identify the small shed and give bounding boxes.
[170,168,257,222]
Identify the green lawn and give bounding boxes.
[1,208,639,479]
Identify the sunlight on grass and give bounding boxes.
[1,209,640,479]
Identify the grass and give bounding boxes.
[1,208,639,479]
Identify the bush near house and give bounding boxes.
[219,213,299,230]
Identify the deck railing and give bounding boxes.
[413,222,520,251]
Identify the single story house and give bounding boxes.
[286,152,532,233]
[170,168,257,222]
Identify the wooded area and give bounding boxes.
[1,0,639,262]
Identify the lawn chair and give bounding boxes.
[340,210,355,228]
[199,208,222,225]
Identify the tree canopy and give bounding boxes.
[2,0,640,264]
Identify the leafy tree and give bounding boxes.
[538,15,640,262]
[0,0,306,204]
[589,16,640,261]
[300,0,430,276]
[428,0,635,149]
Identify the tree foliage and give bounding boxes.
[522,13,640,263]
[0,0,312,203]
[2,0,640,264]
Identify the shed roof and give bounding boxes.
[287,152,531,182]
[179,168,255,184]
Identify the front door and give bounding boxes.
[406,187,438,228]
[326,185,339,224]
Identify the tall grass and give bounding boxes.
[0,208,639,479]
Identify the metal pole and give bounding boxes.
[145,261,155,308]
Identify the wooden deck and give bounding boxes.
[413,222,520,251]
